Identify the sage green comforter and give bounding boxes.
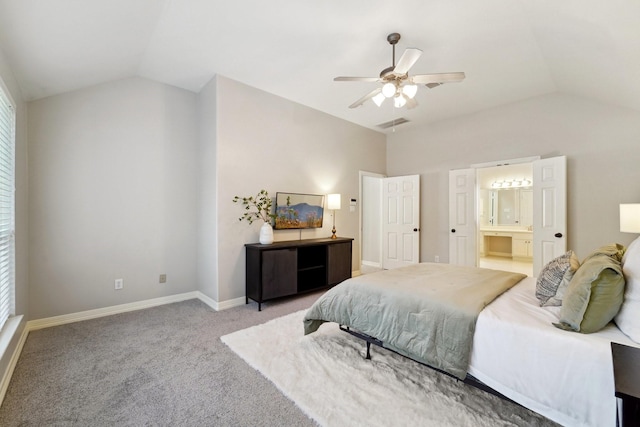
[303,263,526,379]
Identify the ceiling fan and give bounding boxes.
[335,33,465,109]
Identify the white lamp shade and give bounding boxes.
[620,204,640,233]
[402,84,418,99]
[327,193,341,210]
[394,95,407,108]
[372,92,385,107]
[382,82,396,98]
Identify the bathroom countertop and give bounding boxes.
[479,227,532,233]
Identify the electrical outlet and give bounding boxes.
[159,274,167,283]
[115,278,123,290]
[434,255,440,263]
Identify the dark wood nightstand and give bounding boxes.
[611,342,640,427]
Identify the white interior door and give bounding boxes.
[532,156,567,276]
[382,175,420,269]
[449,169,477,266]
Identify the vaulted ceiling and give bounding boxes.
[0,0,638,133]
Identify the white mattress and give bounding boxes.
[468,277,639,427]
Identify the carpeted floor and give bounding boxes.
[1,290,558,426]
[0,293,323,426]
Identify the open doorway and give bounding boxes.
[450,156,566,277]
[360,171,384,274]
[477,163,533,276]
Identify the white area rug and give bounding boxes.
[221,310,558,427]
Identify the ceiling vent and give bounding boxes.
[377,117,410,129]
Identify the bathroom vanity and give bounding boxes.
[479,228,533,260]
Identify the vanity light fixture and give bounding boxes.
[491,178,532,189]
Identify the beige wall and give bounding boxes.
[25,74,386,316]
[28,78,199,318]
[214,76,387,302]
[387,93,640,263]
[24,72,639,318]
[196,77,218,301]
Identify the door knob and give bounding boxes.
[413,228,419,232]
[451,229,456,233]
[554,232,563,238]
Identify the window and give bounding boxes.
[0,82,15,330]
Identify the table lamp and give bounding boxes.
[328,194,341,239]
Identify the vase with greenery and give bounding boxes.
[232,189,276,244]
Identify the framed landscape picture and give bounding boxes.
[274,192,325,230]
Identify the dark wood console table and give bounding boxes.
[245,237,353,310]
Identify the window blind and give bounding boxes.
[0,84,15,330]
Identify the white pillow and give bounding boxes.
[615,237,640,343]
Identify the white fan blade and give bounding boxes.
[410,72,465,85]
[334,76,381,82]
[349,88,382,109]
[393,48,422,76]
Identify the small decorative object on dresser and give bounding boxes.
[232,189,276,244]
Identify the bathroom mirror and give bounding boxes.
[479,188,532,228]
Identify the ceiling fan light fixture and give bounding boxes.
[372,92,386,107]
[402,83,418,99]
[335,33,465,111]
[394,95,407,108]
[382,82,396,98]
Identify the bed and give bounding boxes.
[303,241,640,427]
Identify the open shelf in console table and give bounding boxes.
[245,237,353,310]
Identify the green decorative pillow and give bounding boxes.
[582,243,625,264]
[554,253,625,333]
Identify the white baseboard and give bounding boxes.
[26,291,251,332]
[0,315,27,407]
[195,292,245,311]
[361,261,381,268]
[26,291,200,331]
[214,295,247,310]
